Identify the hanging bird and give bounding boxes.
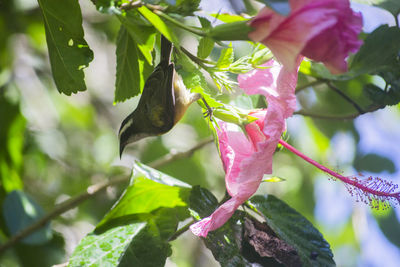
[118,35,202,157]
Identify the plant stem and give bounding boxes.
[153,10,206,37]
[168,219,195,241]
[295,80,324,94]
[0,137,214,254]
[294,105,382,120]
[326,81,365,114]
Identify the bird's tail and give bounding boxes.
[160,35,172,64]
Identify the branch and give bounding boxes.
[295,80,324,94]
[326,81,365,114]
[0,137,214,254]
[294,105,382,120]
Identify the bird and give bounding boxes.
[118,35,203,157]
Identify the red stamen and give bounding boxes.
[279,139,400,209]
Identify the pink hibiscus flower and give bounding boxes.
[190,59,300,237]
[249,0,363,74]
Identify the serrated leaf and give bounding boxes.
[216,44,234,69]
[118,10,157,64]
[38,0,93,95]
[69,222,171,267]
[3,190,52,245]
[254,0,291,15]
[249,195,335,266]
[70,163,192,266]
[114,26,153,102]
[197,37,214,59]
[350,25,400,76]
[97,162,191,229]
[138,6,178,45]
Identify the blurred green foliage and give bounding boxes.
[0,0,399,266]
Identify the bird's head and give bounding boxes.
[118,115,150,157]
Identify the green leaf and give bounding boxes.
[118,10,157,64]
[70,162,192,266]
[138,6,178,45]
[198,16,212,29]
[249,195,335,266]
[354,153,396,174]
[363,83,400,107]
[97,162,191,229]
[175,53,222,108]
[350,25,400,76]
[38,0,93,95]
[69,222,171,267]
[197,37,214,59]
[203,213,253,266]
[189,186,219,218]
[164,0,201,16]
[216,44,234,69]
[3,190,52,245]
[254,0,291,15]
[114,26,153,102]
[0,94,24,192]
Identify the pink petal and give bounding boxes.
[248,0,363,73]
[191,60,301,238]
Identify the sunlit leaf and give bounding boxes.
[38,0,93,95]
[216,44,234,69]
[138,6,178,45]
[97,162,191,229]
[69,222,172,267]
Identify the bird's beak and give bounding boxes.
[119,141,126,159]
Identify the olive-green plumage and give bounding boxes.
[118,35,200,156]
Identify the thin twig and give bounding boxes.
[295,80,324,94]
[168,219,195,242]
[0,137,214,254]
[294,105,382,120]
[149,137,213,168]
[326,81,365,114]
